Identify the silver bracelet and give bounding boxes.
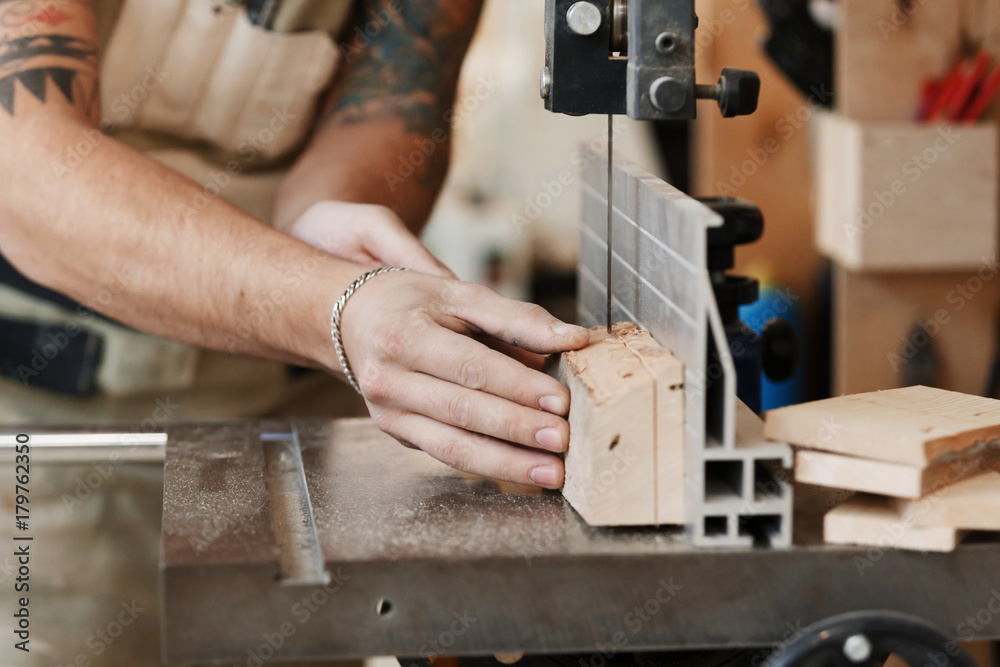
[330,266,409,395]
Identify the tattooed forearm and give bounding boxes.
[276,0,485,231]
[0,0,98,118]
[327,0,484,134]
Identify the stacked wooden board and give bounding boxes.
[764,386,1000,551]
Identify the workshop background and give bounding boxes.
[429,0,1000,407]
[4,0,1000,665]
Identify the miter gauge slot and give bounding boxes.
[260,425,330,586]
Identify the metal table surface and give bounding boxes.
[161,419,1000,663]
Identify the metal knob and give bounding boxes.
[696,68,761,118]
[649,76,686,113]
[566,2,602,36]
[702,197,765,272]
[761,318,799,383]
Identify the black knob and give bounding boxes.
[700,197,764,272]
[718,67,761,118]
[761,318,799,383]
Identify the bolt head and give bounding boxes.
[566,1,602,36]
[650,77,686,113]
[843,634,873,663]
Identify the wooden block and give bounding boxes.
[623,325,686,524]
[814,112,998,271]
[795,448,1000,499]
[824,495,962,552]
[833,266,1000,397]
[556,323,684,526]
[836,0,999,121]
[896,471,1000,530]
[765,386,1000,466]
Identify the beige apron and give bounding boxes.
[0,0,359,425]
[0,2,367,666]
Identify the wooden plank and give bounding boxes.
[824,495,962,552]
[833,266,1000,397]
[764,386,1000,465]
[795,448,1000,499]
[814,113,998,271]
[555,323,684,526]
[896,471,1000,530]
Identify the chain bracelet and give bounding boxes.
[330,266,409,395]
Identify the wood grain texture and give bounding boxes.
[556,323,684,526]
[795,448,1000,499]
[824,494,963,552]
[895,471,1000,530]
[837,0,1000,121]
[815,113,998,271]
[624,326,686,524]
[833,266,1000,396]
[765,386,1000,465]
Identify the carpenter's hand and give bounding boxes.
[290,201,453,278]
[340,271,590,489]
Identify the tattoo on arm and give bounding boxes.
[0,0,98,119]
[328,0,483,135]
